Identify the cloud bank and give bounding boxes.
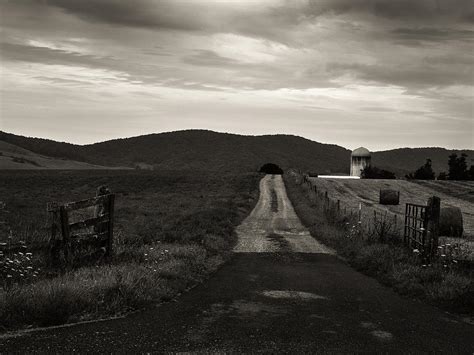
[0,0,472,149]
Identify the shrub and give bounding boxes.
[379,189,400,205]
[361,166,396,179]
[406,159,435,180]
[439,207,464,238]
[259,163,283,175]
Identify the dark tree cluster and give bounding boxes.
[259,163,283,175]
[361,166,396,179]
[406,159,435,180]
[406,153,474,181]
[444,153,473,180]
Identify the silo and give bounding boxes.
[350,147,371,177]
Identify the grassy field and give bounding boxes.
[285,173,473,315]
[0,170,260,331]
[307,177,474,239]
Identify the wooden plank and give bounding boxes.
[69,214,109,232]
[404,203,409,245]
[63,195,110,212]
[59,206,72,266]
[71,236,109,249]
[106,194,115,257]
[70,231,109,241]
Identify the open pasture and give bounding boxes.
[0,169,259,330]
[0,170,258,245]
[308,177,474,239]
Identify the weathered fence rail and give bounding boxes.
[404,202,427,250]
[404,197,440,259]
[48,186,115,267]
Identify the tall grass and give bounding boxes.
[0,170,260,331]
[284,172,473,314]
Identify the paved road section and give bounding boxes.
[1,175,473,353]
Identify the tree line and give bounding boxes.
[361,153,473,180]
[406,153,474,180]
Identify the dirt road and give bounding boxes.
[1,175,473,353]
[234,175,333,254]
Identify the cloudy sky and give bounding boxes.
[0,0,473,150]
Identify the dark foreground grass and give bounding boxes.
[284,172,473,315]
[0,170,260,331]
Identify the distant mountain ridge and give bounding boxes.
[372,148,474,176]
[0,130,472,175]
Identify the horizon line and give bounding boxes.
[1,129,473,153]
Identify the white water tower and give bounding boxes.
[350,147,371,177]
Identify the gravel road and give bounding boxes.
[1,175,472,353]
[234,175,333,254]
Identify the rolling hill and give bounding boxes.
[0,130,472,175]
[0,140,123,170]
[0,130,350,173]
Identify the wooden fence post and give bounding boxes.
[59,205,72,267]
[95,186,114,258]
[106,194,115,258]
[47,202,61,266]
[426,196,440,258]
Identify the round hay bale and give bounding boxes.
[379,189,399,205]
[439,207,464,238]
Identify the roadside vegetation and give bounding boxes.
[284,172,473,315]
[0,170,259,331]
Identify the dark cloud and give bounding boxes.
[1,1,472,149]
[33,76,92,86]
[328,62,473,88]
[307,0,473,22]
[36,0,208,31]
[0,41,124,72]
[360,107,398,112]
[0,42,111,67]
[392,27,474,42]
[182,50,243,67]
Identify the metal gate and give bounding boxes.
[404,196,440,259]
[404,203,427,250]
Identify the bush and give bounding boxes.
[361,166,396,179]
[439,207,464,238]
[379,189,399,205]
[259,163,283,175]
[406,159,435,180]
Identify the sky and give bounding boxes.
[0,0,473,151]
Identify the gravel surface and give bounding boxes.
[234,175,334,254]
